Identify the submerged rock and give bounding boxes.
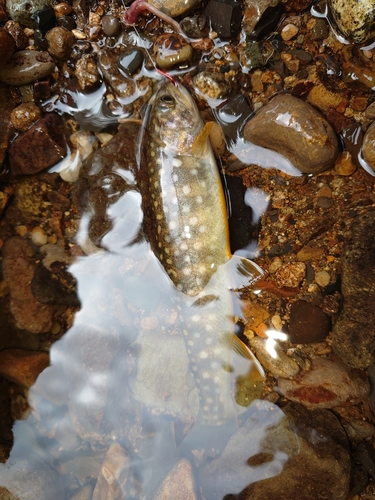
[153,459,197,500]
[148,0,201,17]
[332,210,375,368]
[199,400,350,500]
[5,0,53,27]
[243,94,339,174]
[277,356,369,408]
[328,0,375,44]
[242,0,280,35]
[362,121,375,172]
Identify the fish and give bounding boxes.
[139,78,264,458]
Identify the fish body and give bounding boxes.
[140,80,262,436]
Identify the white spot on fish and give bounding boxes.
[196,195,203,204]
[199,225,207,233]
[193,332,201,338]
[189,216,198,225]
[180,241,188,251]
[202,371,210,379]
[169,220,177,230]
[173,174,179,182]
[187,340,194,346]
[192,314,201,322]
[200,351,209,359]
[183,267,192,276]
[182,185,191,195]
[182,204,190,213]
[173,158,182,167]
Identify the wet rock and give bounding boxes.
[153,459,197,500]
[2,237,54,334]
[342,45,375,89]
[199,400,350,500]
[0,27,15,66]
[0,50,55,86]
[101,14,120,36]
[74,53,100,90]
[5,0,53,27]
[53,1,72,17]
[9,114,67,176]
[4,20,28,49]
[288,300,331,343]
[154,34,193,70]
[239,41,273,72]
[0,186,13,218]
[180,14,209,38]
[362,121,375,173]
[56,14,76,30]
[92,442,130,500]
[0,84,15,167]
[70,484,93,500]
[31,262,79,306]
[242,0,280,35]
[97,47,136,98]
[244,94,339,174]
[274,262,306,288]
[72,0,88,29]
[118,49,144,76]
[10,102,42,132]
[277,356,370,408]
[30,5,56,31]
[332,211,375,368]
[328,0,375,44]
[250,337,300,378]
[148,0,201,17]
[0,348,49,389]
[334,150,356,175]
[45,26,74,60]
[206,0,242,38]
[193,71,232,100]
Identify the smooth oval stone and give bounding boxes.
[0,50,55,86]
[328,0,375,44]
[243,94,339,174]
[6,0,53,28]
[149,0,201,17]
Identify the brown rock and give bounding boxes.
[332,210,375,368]
[243,94,339,174]
[153,459,197,500]
[4,20,27,49]
[0,27,15,65]
[0,84,15,167]
[10,103,42,132]
[362,121,375,173]
[288,300,331,343]
[45,26,75,60]
[2,237,54,334]
[0,50,55,86]
[0,348,49,388]
[75,53,100,90]
[9,114,67,176]
[277,356,369,408]
[307,83,346,113]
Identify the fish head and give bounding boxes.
[148,80,204,156]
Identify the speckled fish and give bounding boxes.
[140,79,264,454]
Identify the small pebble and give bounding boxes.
[31,227,48,246]
[193,71,231,100]
[281,23,299,41]
[10,103,42,132]
[334,151,356,176]
[45,26,75,60]
[154,34,193,70]
[315,270,330,287]
[268,256,282,274]
[101,14,120,37]
[250,336,300,379]
[118,49,144,76]
[53,2,72,17]
[57,16,76,30]
[0,50,55,86]
[274,262,306,288]
[74,53,99,90]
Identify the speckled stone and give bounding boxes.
[328,0,375,44]
[0,50,55,86]
[244,94,339,174]
[362,121,375,173]
[5,0,53,27]
[332,210,375,368]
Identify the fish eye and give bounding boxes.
[157,94,175,111]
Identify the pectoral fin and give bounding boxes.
[192,122,214,157]
[226,255,265,291]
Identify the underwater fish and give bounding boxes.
[140,79,264,456]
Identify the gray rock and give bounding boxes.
[6,0,52,28]
[332,210,375,368]
[243,94,339,174]
[328,0,375,44]
[199,400,351,500]
[0,456,65,500]
[250,337,300,379]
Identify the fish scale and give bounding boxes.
[140,79,263,444]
